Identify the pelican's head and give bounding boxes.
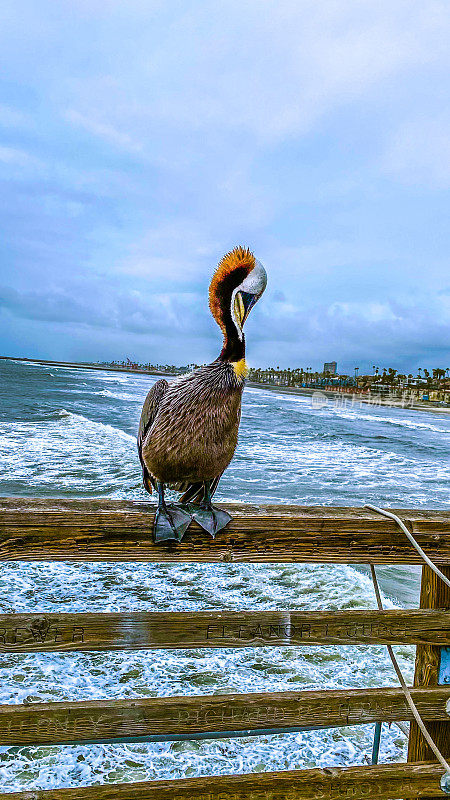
[209,246,267,343]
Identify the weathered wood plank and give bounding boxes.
[408,565,450,799]
[1,687,449,746]
[0,762,445,799]
[1,499,450,563]
[0,610,449,652]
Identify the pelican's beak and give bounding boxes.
[234,290,257,328]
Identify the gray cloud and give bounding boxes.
[2,279,449,374]
[0,0,449,371]
[0,287,112,328]
[0,284,212,340]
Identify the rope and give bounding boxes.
[369,563,450,781]
[364,505,450,790]
[394,721,409,737]
[364,504,450,589]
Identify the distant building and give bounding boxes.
[323,361,337,375]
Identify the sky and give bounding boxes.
[0,0,449,373]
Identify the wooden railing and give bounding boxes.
[0,498,449,799]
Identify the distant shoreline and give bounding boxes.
[246,381,450,415]
[0,355,165,377]
[3,355,450,416]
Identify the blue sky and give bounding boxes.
[0,0,449,373]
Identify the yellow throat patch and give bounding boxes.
[232,358,249,380]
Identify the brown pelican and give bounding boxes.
[138,245,267,542]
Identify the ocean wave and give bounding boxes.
[96,389,145,402]
[2,408,136,440]
[0,410,138,497]
[92,373,139,384]
[324,406,450,434]
[257,390,450,434]
[273,394,310,405]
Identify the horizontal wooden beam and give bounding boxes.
[1,498,450,563]
[0,762,445,799]
[0,610,449,652]
[1,687,449,746]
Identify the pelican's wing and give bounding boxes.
[138,379,169,446]
[178,473,223,505]
[137,379,169,493]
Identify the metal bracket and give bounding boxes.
[439,646,450,686]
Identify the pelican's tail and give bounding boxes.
[178,475,221,505]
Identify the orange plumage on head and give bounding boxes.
[209,246,255,333]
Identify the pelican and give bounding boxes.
[138,246,267,542]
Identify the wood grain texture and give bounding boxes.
[0,609,449,652]
[1,498,450,563]
[0,762,445,800]
[408,565,450,800]
[1,687,449,746]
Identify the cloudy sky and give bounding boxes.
[0,1,449,372]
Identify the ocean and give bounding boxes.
[1,358,450,791]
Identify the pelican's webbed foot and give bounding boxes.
[191,482,232,538]
[192,506,232,537]
[154,483,192,543]
[154,504,192,542]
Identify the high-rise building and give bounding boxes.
[323,361,337,375]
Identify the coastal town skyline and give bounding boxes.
[104,357,450,379]
[96,358,450,404]
[3,354,450,383]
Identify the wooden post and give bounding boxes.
[408,565,450,796]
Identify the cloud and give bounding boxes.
[113,221,220,283]
[0,286,113,328]
[382,112,450,189]
[55,1,450,147]
[0,0,449,371]
[0,145,41,169]
[64,110,143,154]
[2,275,449,374]
[249,290,450,371]
[0,104,29,128]
[0,283,211,340]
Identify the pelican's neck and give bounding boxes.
[217,328,247,381]
[213,290,247,378]
[218,330,245,363]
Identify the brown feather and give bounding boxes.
[179,474,222,505]
[137,379,169,494]
[140,362,243,489]
[209,246,254,334]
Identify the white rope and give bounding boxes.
[364,504,450,590]
[369,563,450,777]
[394,720,409,737]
